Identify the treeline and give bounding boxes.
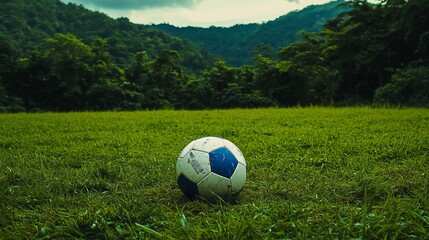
[0,33,274,112]
[0,0,428,112]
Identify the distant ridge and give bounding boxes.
[150,0,349,66]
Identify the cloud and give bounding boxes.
[63,0,332,27]
[74,0,203,10]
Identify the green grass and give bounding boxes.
[1,108,428,239]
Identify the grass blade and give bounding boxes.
[135,223,164,238]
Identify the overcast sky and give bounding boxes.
[61,0,333,27]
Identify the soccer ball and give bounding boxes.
[176,136,247,200]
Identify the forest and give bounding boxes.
[0,0,428,112]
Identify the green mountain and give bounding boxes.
[0,0,213,71]
[0,0,348,69]
[151,0,349,66]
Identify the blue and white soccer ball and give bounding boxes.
[176,136,247,200]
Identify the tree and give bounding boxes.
[253,55,279,102]
[123,51,151,109]
[42,33,95,110]
[11,52,51,112]
[87,38,127,110]
[374,62,429,106]
[254,53,309,106]
[148,50,184,109]
[278,32,341,105]
[200,60,237,108]
[0,34,21,111]
[399,0,429,62]
[175,74,214,109]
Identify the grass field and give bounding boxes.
[1,108,428,239]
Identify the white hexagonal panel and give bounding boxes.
[192,136,225,153]
[176,149,211,183]
[223,139,246,166]
[197,172,231,199]
[230,163,246,194]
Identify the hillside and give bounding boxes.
[1,0,427,112]
[151,0,349,66]
[0,0,347,68]
[0,0,213,70]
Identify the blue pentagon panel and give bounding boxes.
[177,173,199,199]
[223,139,246,166]
[209,147,238,178]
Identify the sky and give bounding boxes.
[61,0,334,27]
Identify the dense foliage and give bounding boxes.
[0,0,428,112]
